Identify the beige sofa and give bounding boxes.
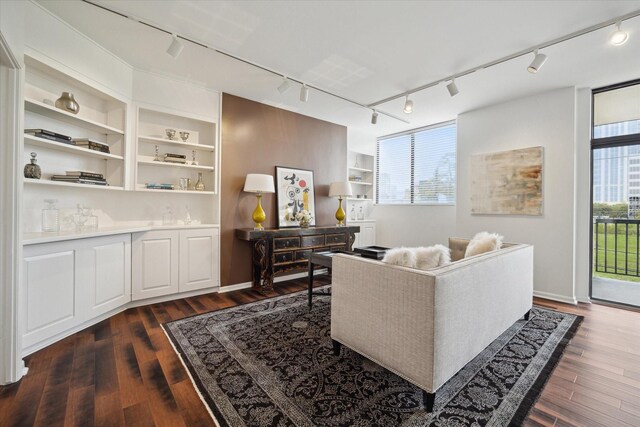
[330,238,533,412]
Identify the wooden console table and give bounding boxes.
[236,225,360,292]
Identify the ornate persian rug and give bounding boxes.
[163,288,582,426]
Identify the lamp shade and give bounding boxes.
[329,181,353,197]
[244,174,275,193]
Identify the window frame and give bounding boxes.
[375,120,457,206]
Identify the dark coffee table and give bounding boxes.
[307,250,360,308]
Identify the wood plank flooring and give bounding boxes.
[1,276,640,427]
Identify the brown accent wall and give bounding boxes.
[221,94,347,286]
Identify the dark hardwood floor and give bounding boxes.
[1,276,640,427]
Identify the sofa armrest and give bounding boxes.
[331,255,438,392]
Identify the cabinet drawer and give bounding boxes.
[295,249,312,261]
[326,233,347,245]
[274,237,300,250]
[274,251,293,264]
[301,235,324,248]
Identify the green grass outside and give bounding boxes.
[593,224,640,282]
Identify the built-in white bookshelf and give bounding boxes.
[347,150,374,202]
[23,54,127,190]
[136,106,217,194]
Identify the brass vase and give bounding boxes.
[55,92,80,114]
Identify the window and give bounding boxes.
[376,121,456,205]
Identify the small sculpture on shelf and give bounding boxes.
[179,131,190,142]
[191,150,198,165]
[24,152,42,179]
[153,144,161,161]
[55,92,80,114]
[165,129,176,140]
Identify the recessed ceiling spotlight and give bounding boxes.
[403,96,414,114]
[166,35,184,59]
[446,79,459,97]
[277,77,292,94]
[527,49,547,73]
[300,84,309,102]
[371,110,378,125]
[610,21,629,46]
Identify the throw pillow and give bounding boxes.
[414,244,451,270]
[381,247,417,268]
[464,231,504,258]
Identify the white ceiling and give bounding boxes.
[37,0,640,137]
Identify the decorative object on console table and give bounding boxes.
[329,181,353,226]
[243,173,276,229]
[235,225,360,292]
[24,152,42,179]
[295,210,313,228]
[54,92,79,114]
[275,166,316,228]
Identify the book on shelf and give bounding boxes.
[25,129,72,141]
[26,131,75,145]
[163,158,188,164]
[72,139,111,153]
[145,183,174,190]
[65,171,104,179]
[51,176,108,186]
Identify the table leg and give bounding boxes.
[308,260,314,308]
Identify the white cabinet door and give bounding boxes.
[77,234,132,318]
[23,241,79,349]
[132,230,179,301]
[361,222,377,247]
[179,228,219,292]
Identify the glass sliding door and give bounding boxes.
[591,80,640,307]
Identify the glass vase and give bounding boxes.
[195,173,205,191]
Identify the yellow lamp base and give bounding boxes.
[335,197,346,226]
[252,193,266,230]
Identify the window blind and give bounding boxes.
[376,121,456,205]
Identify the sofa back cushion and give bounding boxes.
[448,238,469,262]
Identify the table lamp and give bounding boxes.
[244,174,275,230]
[329,181,353,226]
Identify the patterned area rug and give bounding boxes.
[163,288,582,426]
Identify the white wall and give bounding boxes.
[457,87,578,303]
[373,205,457,247]
[0,0,24,66]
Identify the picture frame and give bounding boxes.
[275,166,316,228]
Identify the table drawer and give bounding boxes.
[301,235,324,248]
[274,251,293,264]
[295,249,312,261]
[274,237,300,250]
[326,233,347,245]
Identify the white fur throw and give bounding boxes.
[382,245,451,270]
[464,232,504,258]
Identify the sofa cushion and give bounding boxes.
[464,232,504,257]
[448,238,469,262]
[382,245,451,270]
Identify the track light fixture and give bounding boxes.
[527,49,547,74]
[371,110,378,125]
[610,21,629,46]
[446,79,459,97]
[403,96,414,114]
[277,77,292,94]
[300,84,309,102]
[166,35,184,59]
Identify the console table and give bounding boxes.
[236,225,360,292]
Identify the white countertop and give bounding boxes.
[24,223,219,245]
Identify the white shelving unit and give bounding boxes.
[23,54,127,190]
[347,151,374,207]
[136,106,217,194]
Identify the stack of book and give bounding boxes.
[25,129,74,145]
[51,171,108,186]
[164,153,187,164]
[71,138,110,154]
[145,183,174,190]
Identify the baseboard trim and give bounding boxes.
[576,296,592,304]
[220,270,329,292]
[533,290,578,305]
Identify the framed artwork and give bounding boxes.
[275,166,316,228]
[470,146,543,215]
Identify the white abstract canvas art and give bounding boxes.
[471,146,543,215]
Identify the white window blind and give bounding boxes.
[376,121,456,205]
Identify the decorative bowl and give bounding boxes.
[165,129,176,140]
[179,131,190,142]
